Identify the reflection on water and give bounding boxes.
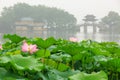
[76,32,120,43]
[76,26,120,43]
[0,31,120,43]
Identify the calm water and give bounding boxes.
[76,26,120,43]
[0,31,120,43]
[76,32,120,43]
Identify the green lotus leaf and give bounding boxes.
[3,34,26,43]
[50,53,71,62]
[69,71,108,80]
[10,55,44,72]
[48,69,80,80]
[35,49,51,58]
[0,56,11,64]
[59,43,82,56]
[34,37,56,49]
[0,54,44,74]
[44,59,69,71]
[107,58,120,72]
[0,67,28,80]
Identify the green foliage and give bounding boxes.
[44,59,69,71]
[34,37,56,49]
[35,49,51,58]
[99,11,120,34]
[47,69,79,80]
[3,34,26,43]
[0,67,27,80]
[50,53,71,62]
[1,34,120,79]
[69,71,108,80]
[0,55,44,78]
[0,3,77,34]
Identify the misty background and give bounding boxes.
[0,0,120,42]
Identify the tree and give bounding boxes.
[99,11,120,41]
[0,3,77,38]
[100,11,120,33]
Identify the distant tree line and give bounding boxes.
[0,3,120,38]
[0,3,78,38]
[99,11,120,34]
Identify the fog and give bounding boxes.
[1,0,120,23]
[0,0,120,42]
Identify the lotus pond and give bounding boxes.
[0,34,120,80]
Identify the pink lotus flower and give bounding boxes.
[29,44,38,54]
[0,45,3,50]
[22,41,38,54]
[22,41,29,52]
[69,37,78,42]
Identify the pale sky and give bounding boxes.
[0,0,120,23]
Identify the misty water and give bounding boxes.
[76,26,120,43]
[76,32,120,42]
[0,25,120,43]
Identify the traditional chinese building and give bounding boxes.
[14,17,47,38]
